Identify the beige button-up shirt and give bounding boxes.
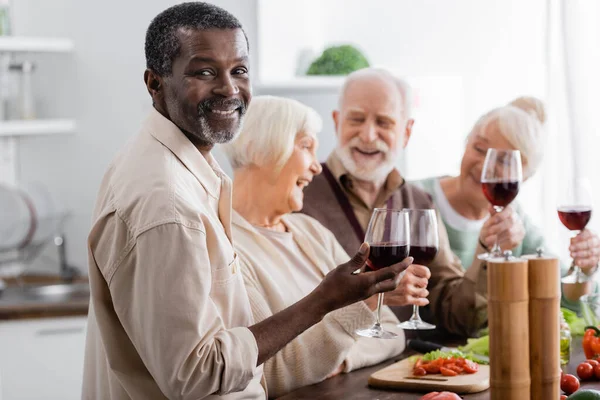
[82,109,265,399]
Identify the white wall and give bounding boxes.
[11,0,258,272]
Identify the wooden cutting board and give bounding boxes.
[368,358,490,394]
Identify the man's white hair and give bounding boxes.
[338,67,413,119]
[221,95,322,170]
[469,105,543,178]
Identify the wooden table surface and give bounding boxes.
[276,336,600,399]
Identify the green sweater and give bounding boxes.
[414,176,584,312]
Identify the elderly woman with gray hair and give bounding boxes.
[416,97,599,310]
[221,96,430,397]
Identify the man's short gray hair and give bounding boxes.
[221,96,322,170]
[339,67,413,119]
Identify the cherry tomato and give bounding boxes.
[577,362,594,380]
[595,363,600,380]
[587,359,600,368]
[560,373,580,395]
[560,395,567,400]
[414,367,427,376]
[463,359,479,374]
[440,366,458,376]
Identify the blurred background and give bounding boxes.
[0,0,598,398]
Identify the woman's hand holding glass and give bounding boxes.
[569,229,600,272]
[478,205,525,252]
[363,264,430,310]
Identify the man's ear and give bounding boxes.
[403,119,415,148]
[144,69,164,104]
[332,110,340,137]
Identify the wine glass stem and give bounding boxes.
[375,293,384,326]
[490,206,504,255]
[411,305,421,321]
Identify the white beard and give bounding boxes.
[335,140,397,183]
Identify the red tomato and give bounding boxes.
[414,367,427,376]
[419,393,440,400]
[595,364,600,380]
[587,359,600,368]
[424,363,441,374]
[440,366,458,376]
[463,359,479,374]
[447,364,464,373]
[577,362,594,380]
[560,395,567,400]
[560,373,580,395]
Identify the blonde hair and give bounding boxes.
[509,96,547,124]
[470,105,543,178]
[221,96,322,170]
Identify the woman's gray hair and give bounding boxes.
[469,105,543,178]
[221,96,322,170]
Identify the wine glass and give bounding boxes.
[558,178,594,284]
[397,209,438,330]
[478,149,523,260]
[356,208,410,339]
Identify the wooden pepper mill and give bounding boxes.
[524,248,561,400]
[487,250,530,400]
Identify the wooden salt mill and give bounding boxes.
[524,248,561,400]
[487,250,530,400]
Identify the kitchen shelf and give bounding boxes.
[0,119,76,136]
[0,37,74,53]
[255,76,345,93]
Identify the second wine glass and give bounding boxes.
[397,209,438,331]
[355,208,410,339]
[478,148,523,260]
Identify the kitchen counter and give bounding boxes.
[275,336,600,399]
[0,275,89,320]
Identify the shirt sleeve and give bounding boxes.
[108,223,259,399]
[427,212,489,337]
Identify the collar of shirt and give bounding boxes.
[143,108,224,199]
[325,151,405,210]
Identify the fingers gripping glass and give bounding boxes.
[397,209,438,330]
[355,208,410,339]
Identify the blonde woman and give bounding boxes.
[415,100,599,310]
[221,96,430,397]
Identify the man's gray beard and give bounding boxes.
[198,114,244,145]
[334,145,396,183]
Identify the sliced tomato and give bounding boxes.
[447,364,464,373]
[414,367,427,376]
[415,358,424,369]
[463,359,479,374]
[424,363,441,374]
[440,366,458,376]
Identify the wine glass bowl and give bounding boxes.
[397,209,438,331]
[355,208,410,339]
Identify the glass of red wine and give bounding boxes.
[558,178,594,284]
[356,208,410,339]
[477,148,523,260]
[397,209,438,330]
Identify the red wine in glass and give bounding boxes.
[558,206,592,231]
[409,245,438,265]
[367,243,409,271]
[481,181,520,208]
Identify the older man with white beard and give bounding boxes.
[301,68,488,336]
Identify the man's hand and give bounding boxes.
[384,264,431,307]
[570,229,600,272]
[479,205,525,251]
[312,243,414,316]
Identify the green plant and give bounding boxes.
[306,45,369,76]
